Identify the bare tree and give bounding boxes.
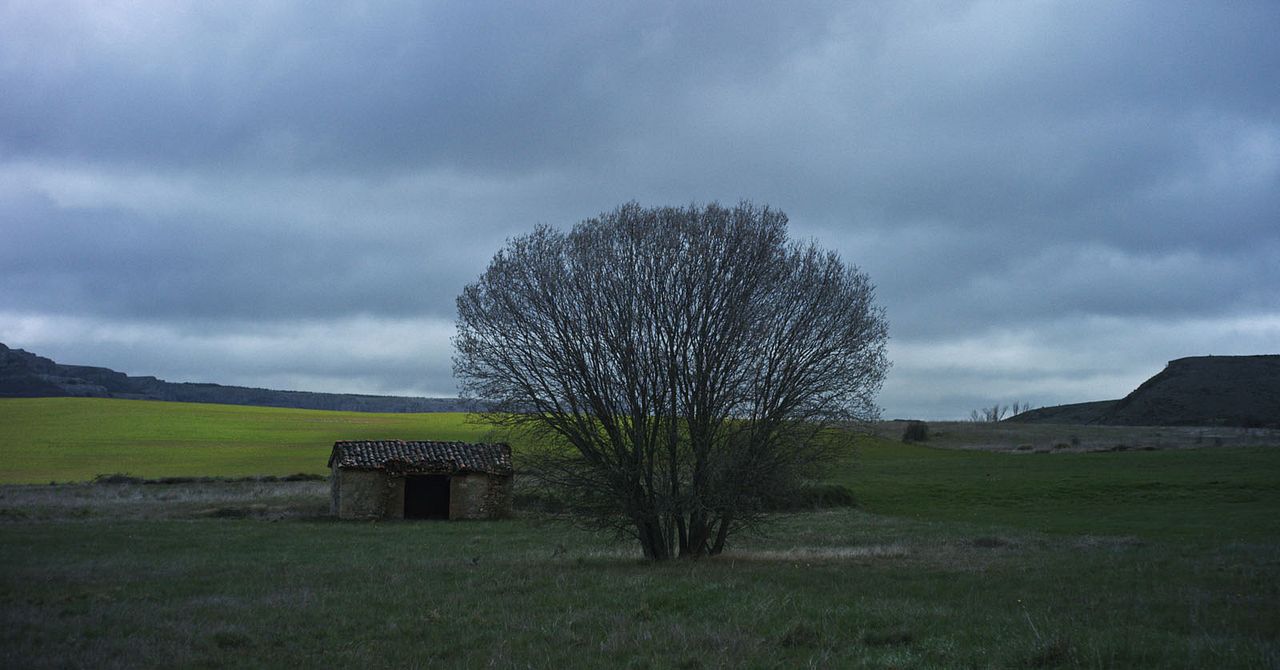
[971,405,1008,422]
[454,202,889,560]
[969,402,1032,422]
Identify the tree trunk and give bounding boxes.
[683,511,710,558]
[636,518,670,560]
[710,514,731,556]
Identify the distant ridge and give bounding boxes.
[1009,355,1280,428]
[0,342,475,413]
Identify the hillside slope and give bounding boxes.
[0,342,472,413]
[1003,399,1118,424]
[1010,355,1280,427]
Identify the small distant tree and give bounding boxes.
[970,405,1007,422]
[969,402,1033,422]
[454,201,890,560]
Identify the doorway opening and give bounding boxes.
[404,475,450,519]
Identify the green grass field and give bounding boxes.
[2,397,1278,667]
[0,397,493,483]
[842,442,1280,542]
[4,397,1278,541]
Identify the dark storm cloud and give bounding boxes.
[1,1,1277,418]
[0,2,834,173]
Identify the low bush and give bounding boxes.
[92,473,144,485]
[901,420,929,443]
[512,489,571,514]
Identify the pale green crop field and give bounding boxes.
[0,398,497,483]
[4,397,1279,542]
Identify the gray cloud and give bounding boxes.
[2,1,1277,418]
[0,2,837,172]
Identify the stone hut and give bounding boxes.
[328,440,513,520]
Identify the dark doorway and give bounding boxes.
[404,475,450,519]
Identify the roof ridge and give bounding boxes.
[327,439,512,475]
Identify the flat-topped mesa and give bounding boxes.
[1008,355,1280,428]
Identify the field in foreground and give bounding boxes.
[1,481,1277,669]
[2,397,1278,666]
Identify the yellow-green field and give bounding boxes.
[4,397,1279,542]
[0,397,496,483]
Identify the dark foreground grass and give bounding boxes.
[1,500,1277,669]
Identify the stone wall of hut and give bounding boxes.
[331,469,404,520]
[331,468,512,520]
[450,473,513,519]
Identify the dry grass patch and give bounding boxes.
[0,480,329,522]
[872,421,1280,453]
[722,545,909,562]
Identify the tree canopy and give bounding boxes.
[454,202,889,559]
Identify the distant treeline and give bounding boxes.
[0,342,475,413]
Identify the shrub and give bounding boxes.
[92,473,144,485]
[901,420,930,443]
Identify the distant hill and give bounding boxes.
[1003,399,1120,425]
[1009,355,1280,427]
[0,342,474,413]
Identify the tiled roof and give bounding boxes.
[327,440,513,475]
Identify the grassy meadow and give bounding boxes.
[842,441,1280,542]
[0,398,493,483]
[1,397,1278,667]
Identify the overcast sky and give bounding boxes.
[2,1,1277,419]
